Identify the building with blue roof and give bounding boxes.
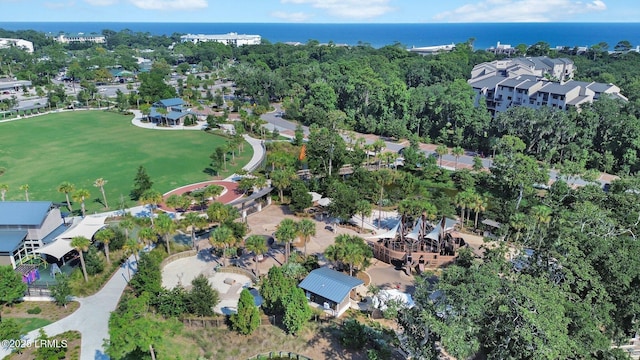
[0,201,64,268]
[148,98,194,126]
[298,267,364,317]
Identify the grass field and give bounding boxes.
[0,111,253,214]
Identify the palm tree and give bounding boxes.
[530,205,552,251]
[374,169,397,227]
[435,145,448,167]
[296,219,316,256]
[244,234,268,275]
[138,226,157,248]
[270,169,295,202]
[0,183,8,201]
[123,237,143,263]
[210,225,237,266]
[509,213,528,243]
[372,139,386,170]
[93,178,109,208]
[94,228,115,264]
[57,182,75,211]
[73,189,91,217]
[182,212,206,249]
[70,236,90,282]
[451,146,464,170]
[355,200,372,233]
[202,184,223,208]
[119,218,134,240]
[455,191,470,229]
[274,218,297,262]
[155,213,176,255]
[473,195,488,229]
[206,202,234,226]
[140,189,162,226]
[19,184,29,201]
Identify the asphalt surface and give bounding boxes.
[259,104,614,188]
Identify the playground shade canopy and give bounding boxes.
[34,216,107,260]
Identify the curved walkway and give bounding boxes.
[0,255,137,360]
[130,109,265,173]
[0,110,266,360]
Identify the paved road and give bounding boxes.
[260,105,616,188]
[0,256,137,360]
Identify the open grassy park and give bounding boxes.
[0,111,252,214]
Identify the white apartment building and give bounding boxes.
[0,38,34,53]
[469,56,626,116]
[180,33,261,46]
[52,33,106,44]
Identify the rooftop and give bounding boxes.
[299,267,364,304]
[0,230,27,253]
[0,201,53,226]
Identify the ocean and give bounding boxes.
[2,22,640,50]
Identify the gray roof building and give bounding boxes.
[299,267,363,317]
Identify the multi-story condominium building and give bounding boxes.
[0,38,34,53]
[180,33,261,46]
[51,33,106,44]
[469,56,627,116]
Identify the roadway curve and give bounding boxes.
[260,104,617,188]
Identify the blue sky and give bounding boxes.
[0,0,637,23]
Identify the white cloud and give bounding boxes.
[128,0,207,10]
[85,0,117,5]
[434,0,607,22]
[281,0,394,20]
[271,11,312,22]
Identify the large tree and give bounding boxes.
[244,234,268,275]
[155,213,176,255]
[70,236,90,282]
[93,177,109,208]
[131,165,153,200]
[94,227,115,264]
[0,265,27,320]
[230,288,261,335]
[324,234,372,276]
[274,218,297,262]
[73,188,90,217]
[57,181,75,212]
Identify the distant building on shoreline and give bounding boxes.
[468,56,627,116]
[50,33,106,44]
[180,33,261,46]
[409,43,455,55]
[0,38,34,53]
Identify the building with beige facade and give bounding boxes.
[469,56,627,116]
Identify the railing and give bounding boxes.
[159,250,197,270]
[217,266,258,283]
[247,351,313,360]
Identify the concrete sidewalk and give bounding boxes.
[0,256,138,360]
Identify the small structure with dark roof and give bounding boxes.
[298,267,363,317]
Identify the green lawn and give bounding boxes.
[0,111,252,213]
[13,318,52,333]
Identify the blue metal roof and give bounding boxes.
[0,231,27,253]
[41,224,69,245]
[157,98,184,107]
[0,201,52,226]
[299,267,363,304]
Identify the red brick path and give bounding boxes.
[159,180,242,211]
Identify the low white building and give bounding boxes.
[0,38,34,53]
[52,33,106,44]
[180,33,261,46]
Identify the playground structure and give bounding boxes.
[369,216,465,273]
